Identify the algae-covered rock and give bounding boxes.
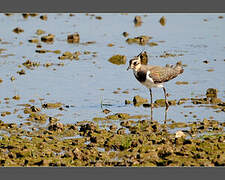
[108,55,126,65]
[125,100,132,104]
[67,33,80,43]
[41,34,55,43]
[126,35,151,45]
[122,32,129,37]
[17,69,26,75]
[134,16,142,26]
[42,103,62,109]
[12,95,20,100]
[28,39,39,43]
[115,113,130,119]
[175,131,186,138]
[159,16,166,26]
[155,99,166,107]
[206,88,218,98]
[13,27,24,34]
[149,42,158,47]
[133,95,148,105]
[175,81,189,85]
[36,29,45,35]
[58,51,80,60]
[40,15,48,21]
[210,98,222,104]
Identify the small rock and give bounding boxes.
[17,69,26,75]
[210,98,222,104]
[149,42,158,47]
[175,81,189,85]
[49,117,59,124]
[109,124,117,131]
[108,55,126,65]
[125,100,131,104]
[134,16,142,26]
[36,29,45,35]
[103,109,110,114]
[203,60,209,64]
[22,13,29,19]
[42,103,62,109]
[13,27,24,34]
[175,130,186,138]
[67,33,80,43]
[159,16,166,26]
[117,128,125,135]
[122,32,129,37]
[133,95,148,105]
[40,15,47,21]
[41,34,55,43]
[12,95,20,100]
[206,88,218,98]
[95,16,102,20]
[28,39,39,43]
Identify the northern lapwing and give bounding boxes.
[127,51,184,109]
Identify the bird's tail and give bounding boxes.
[174,61,184,74]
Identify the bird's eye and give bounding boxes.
[133,62,138,65]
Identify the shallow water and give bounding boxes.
[0,13,224,127]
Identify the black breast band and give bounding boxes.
[135,71,146,82]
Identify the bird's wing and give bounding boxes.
[148,66,179,84]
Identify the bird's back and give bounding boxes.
[141,61,184,84]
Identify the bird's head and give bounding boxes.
[127,56,142,71]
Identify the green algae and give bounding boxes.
[108,55,126,65]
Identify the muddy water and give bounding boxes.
[0,13,224,128]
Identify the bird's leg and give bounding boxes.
[149,88,153,108]
[163,87,169,110]
[164,106,168,124]
[149,88,153,121]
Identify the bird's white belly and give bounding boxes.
[141,78,163,88]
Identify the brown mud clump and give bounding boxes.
[0,78,3,83]
[155,99,176,107]
[133,95,148,106]
[22,60,40,69]
[41,34,55,43]
[175,81,189,85]
[108,55,126,65]
[17,69,26,75]
[58,51,81,60]
[160,52,183,58]
[67,33,80,43]
[134,16,142,26]
[149,42,158,47]
[42,103,62,109]
[28,39,39,43]
[126,35,151,45]
[96,16,102,20]
[36,29,45,35]
[40,15,48,21]
[159,16,166,26]
[122,32,129,37]
[206,88,218,98]
[12,95,20,100]
[13,27,24,34]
